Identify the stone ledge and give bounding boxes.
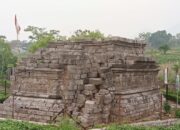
[48,37,146,47]
[115,87,159,95]
[131,118,180,127]
[22,68,63,72]
[111,68,159,72]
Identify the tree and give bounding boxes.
[138,32,151,41]
[24,26,66,53]
[69,29,104,41]
[0,38,17,78]
[158,44,170,54]
[0,35,6,40]
[149,30,172,48]
[176,33,180,39]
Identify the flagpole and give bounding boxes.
[17,34,18,41]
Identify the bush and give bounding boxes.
[163,101,171,113]
[163,90,180,103]
[57,116,80,130]
[0,79,10,87]
[175,109,180,118]
[0,91,9,103]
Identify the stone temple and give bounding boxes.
[0,37,160,128]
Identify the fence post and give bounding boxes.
[164,68,168,101]
[166,84,168,101]
[176,75,179,108]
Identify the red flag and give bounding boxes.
[15,15,21,35]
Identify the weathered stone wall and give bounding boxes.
[112,71,158,92]
[111,89,160,122]
[0,96,64,123]
[12,69,63,98]
[0,37,160,128]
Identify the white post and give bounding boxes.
[164,68,168,84]
[164,68,169,101]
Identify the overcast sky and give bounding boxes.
[1,0,180,40]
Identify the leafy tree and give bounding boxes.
[69,29,104,41]
[138,32,151,41]
[0,35,6,40]
[158,44,170,54]
[24,26,66,53]
[176,33,180,39]
[0,38,17,78]
[149,30,172,48]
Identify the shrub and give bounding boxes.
[57,116,80,130]
[163,90,180,103]
[175,109,180,118]
[0,91,9,103]
[163,101,171,113]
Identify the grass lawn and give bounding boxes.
[0,120,57,130]
[107,124,180,130]
[0,118,80,130]
[146,48,180,83]
[146,48,180,64]
[1,120,180,130]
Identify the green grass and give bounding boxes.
[107,124,180,130]
[146,48,180,83]
[2,120,180,130]
[163,90,180,103]
[0,120,57,130]
[146,48,180,64]
[0,118,80,130]
[155,54,180,64]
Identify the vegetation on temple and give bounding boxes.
[25,26,105,53]
[24,26,66,53]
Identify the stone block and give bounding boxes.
[85,100,95,108]
[81,74,87,78]
[84,84,96,91]
[104,94,112,105]
[88,72,98,78]
[77,94,86,107]
[89,78,102,85]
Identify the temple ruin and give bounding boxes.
[0,37,160,128]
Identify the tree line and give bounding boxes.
[137,30,180,54]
